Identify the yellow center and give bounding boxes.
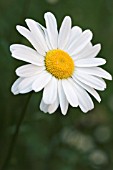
[45,49,75,79]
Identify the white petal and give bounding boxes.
[83,44,101,58]
[67,30,93,56]
[37,24,52,50]
[38,23,53,50]
[75,58,106,67]
[74,81,94,113]
[44,12,58,49]
[25,19,49,52]
[64,26,82,52]
[62,79,78,107]
[40,99,49,113]
[73,44,101,60]
[18,76,37,94]
[16,64,45,77]
[10,44,44,66]
[11,78,23,95]
[58,16,72,50]
[40,97,59,114]
[16,26,45,56]
[71,43,91,60]
[76,67,112,80]
[69,26,82,44]
[32,71,52,92]
[73,71,106,91]
[58,80,68,115]
[43,77,58,104]
[48,96,59,114]
[72,76,101,102]
[37,22,46,32]
[44,29,53,50]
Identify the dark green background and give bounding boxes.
[0,0,113,169]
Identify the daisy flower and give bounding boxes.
[10,12,112,115]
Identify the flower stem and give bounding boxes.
[0,93,32,170]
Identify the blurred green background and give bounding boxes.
[0,0,113,169]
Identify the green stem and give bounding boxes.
[0,93,32,170]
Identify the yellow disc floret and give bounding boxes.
[45,49,75,79]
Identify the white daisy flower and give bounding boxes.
[10,12,112,115]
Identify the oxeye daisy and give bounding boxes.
[10,12,112,115]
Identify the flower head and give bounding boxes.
[10,12,112,115]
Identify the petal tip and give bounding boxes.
[62,111,67,116]
[98,99,101,103]
[10,45,13,52]
[11,87,19,95]
[84,29,93,38]
[16,25,20,31]
[109,74,112,80]
[44,12,54,19]
[25,18,30,24]
[104,59,106,64]
[65,16,71,20]
[15,69,19,76]
[98,43,101,49]
[25,18,34,25]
